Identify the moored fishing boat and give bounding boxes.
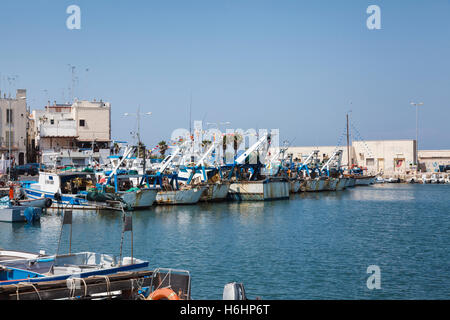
[156,185,206,205]
[200,181,231,202]
[0,252,148,286]
[21,171,114,210]
[354,175,375,186]
[117,187,158,209]
[228,177,290,201]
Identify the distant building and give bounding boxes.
[418,150,450,172]
[286,139,450,174]
[31,98,111,166]
[0,89,28,165]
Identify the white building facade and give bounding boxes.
[31,99,111,166]
[287,139,418,175]
[0,89,28,165]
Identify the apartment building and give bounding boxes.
[0,89,28,165]
[31,98,111,166]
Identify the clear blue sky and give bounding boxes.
[1,0,449,150]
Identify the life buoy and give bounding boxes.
[146,288,180,300]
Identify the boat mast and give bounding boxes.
[346,113,350,171]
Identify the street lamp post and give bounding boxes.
[123,107,152,144]
[410,102,424,171]
[124,108,152,185]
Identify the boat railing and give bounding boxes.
[150,267,191,300]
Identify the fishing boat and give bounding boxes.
[155,185,206,205]
[228,177,290,201]
[20,171,112,210]
[226,133,290,201]
[0,252,148,285]
[199,181,231,202]
[0,209,147,286]
[354,175,376,186]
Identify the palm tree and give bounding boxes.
[233,133,243,158]
[112,142,120,155]
[158,140,168,157]
[201,140,212,152]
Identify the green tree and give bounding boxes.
[158,140,168,157]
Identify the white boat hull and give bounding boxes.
[156,187,206,205]
[228,179,290,201]
[118,188,158,209]
[354,176,374,186]
[200,183,230,202]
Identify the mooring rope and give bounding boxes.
[96,275,112,299]
[67,277,88,299]
[13,282,42,300]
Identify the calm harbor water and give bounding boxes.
[1,184,449,299]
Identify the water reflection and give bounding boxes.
[349,184,415,202]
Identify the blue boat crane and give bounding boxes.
[220,132,270,181]
[146,141,191,190]
[320,150,343,177]
[296,150,319,177]
[184,140,224,185]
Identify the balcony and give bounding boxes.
[39,120,77,138]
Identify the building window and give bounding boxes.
[6,109,12,124]
[79,119,85,127]
[50,119,54,125]
[366,158,374,166]
[5,131,14,147]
